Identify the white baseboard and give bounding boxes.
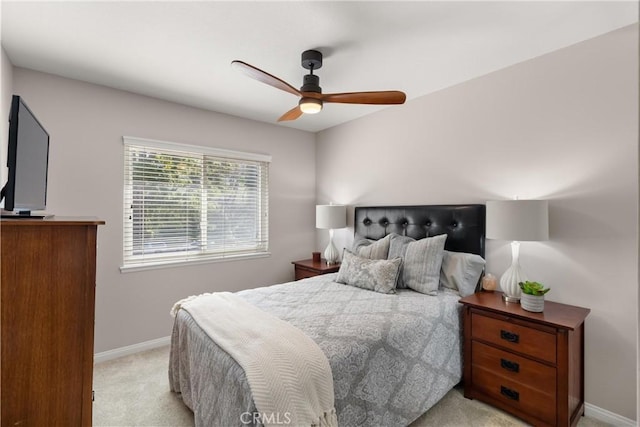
[94,336,171,364]
[585,402,637,427]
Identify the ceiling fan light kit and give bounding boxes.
[299,97,322,114]
[232,49,406,122]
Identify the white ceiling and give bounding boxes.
[1,1,637,133]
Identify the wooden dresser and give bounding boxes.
[460,292,590,427]
[1,217,104,427]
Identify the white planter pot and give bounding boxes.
[521,293,544,312]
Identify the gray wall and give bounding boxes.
[10,68,317,353]
[316,24,638,420]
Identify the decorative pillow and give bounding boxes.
[336,250,402,294]
[388,233,447,295]
[351,234,391,260]
[439,250,486,297]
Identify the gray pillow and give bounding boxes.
[336,250,402,294]
[351,234,391,260]
[439,250,486,297]
[388,233,447,295]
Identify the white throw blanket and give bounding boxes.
[171,292,338,427]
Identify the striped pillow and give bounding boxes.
[351,234,391,260]
[388,234,447,295]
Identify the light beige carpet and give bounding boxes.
[93,345,611,427]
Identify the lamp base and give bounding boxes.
[499,241,527,303]
[502,294,521,303]
[324,243,339,265]
[324,229,340,265]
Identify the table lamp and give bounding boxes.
[486,199,549,302]
[316,204,346,265]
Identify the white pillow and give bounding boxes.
[439,250,486,297]
[388,233,447,295]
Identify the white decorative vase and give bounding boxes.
[521,293,544,312]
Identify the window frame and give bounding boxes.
[120,136,271,273]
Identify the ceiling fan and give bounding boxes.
[231,50,406,122]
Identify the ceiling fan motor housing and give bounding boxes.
[300,50,323,93]
[301,74,321,93]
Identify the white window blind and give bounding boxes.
[122,137,270,271]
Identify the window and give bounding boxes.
[121,137,270,271]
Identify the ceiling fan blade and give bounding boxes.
[231,60,301,97]
[277,106,303,122]
[321,91,406,105]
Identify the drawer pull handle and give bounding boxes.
[500,329,519,343]
[500,358,520,373]
[500,385,520,401]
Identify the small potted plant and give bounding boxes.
[519,281,550,312]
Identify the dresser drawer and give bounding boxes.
[471,312,557,363]
[473,365,557,425]
[472,341,556,394]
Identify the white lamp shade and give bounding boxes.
[316,205,346,229]
[486,200,549,241]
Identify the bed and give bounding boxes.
[169,204,486,426]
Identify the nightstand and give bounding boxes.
[460,292,590,427]
[291,259,340,281]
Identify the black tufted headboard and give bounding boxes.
[354,205,486,257]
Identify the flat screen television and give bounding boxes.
[1,95,50,217]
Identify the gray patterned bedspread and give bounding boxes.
[169,273,463,427]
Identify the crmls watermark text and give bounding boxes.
[240,411,292,425]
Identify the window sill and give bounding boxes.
[120,252,271,273]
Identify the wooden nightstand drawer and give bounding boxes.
[472,341,556,393]
[471,311,556,364]
[295,267,320,281]
[472,365,557,426]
